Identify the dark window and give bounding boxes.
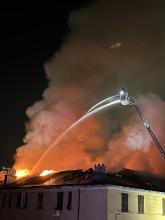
[121,193,128,212]
[162,198,165,215]
[0,195,1,208]
[138,195,144,214]
[37,193,44,209]
[67,192,72,210]
[22,193,28,209]
[8,194,12,208]
[17,193,22,208]
[1,194,6,208]
[56,192,63,210]
[17,193,28,209]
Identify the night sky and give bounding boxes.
[0,1,165,170]
[0,2,91,167]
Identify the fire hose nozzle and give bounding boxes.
[119,88,133,105]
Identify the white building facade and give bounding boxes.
[0,185,165,220]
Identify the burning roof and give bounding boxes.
[1,168,165,193]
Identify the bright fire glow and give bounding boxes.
[40,170,56,176]
[16,169,30,179]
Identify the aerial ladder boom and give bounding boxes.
[86,88,165,159]
[120,88,165,159]
[130,97,165,159]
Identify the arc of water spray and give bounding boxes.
[31,87,165,173]
[86,95,120,114]
[31,90,127,173]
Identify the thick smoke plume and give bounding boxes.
[14,0,165,176]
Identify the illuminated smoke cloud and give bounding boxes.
[14,0,165,176]
[104,94,165,175]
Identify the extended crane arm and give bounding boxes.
[120,89,165,159]
[86,88,165,159]
[129,97,165,159]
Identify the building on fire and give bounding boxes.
[0,165,165,220]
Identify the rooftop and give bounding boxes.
[1,168,165,193]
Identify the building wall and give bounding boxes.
[107,186,165,220]
[0,186,107,220]
[0,187,80,220]
[0,185,165,220]
[79,187,107,220]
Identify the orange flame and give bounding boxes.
[16,169,30,179]
[40,169,56,176]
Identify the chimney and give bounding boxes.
[94,164,106,174]
[3,168,16,184]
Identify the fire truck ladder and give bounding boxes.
[86,88,165,159]
[130,97,165,159]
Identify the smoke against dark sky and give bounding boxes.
[0,4,87,167]
[12,0,165,176]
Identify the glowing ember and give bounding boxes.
[40,170,56,176]
[16,169,30,179]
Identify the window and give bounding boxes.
[17,192,28,209]
[67,192,72,210]
[8,194,12,208]
[0,194,2,208]
[121,193,128,212]
[56,192,63,210]
[17,193,22,208]
[37,193,44,209]
[22,193,28,209]
[162,198,165,215]
[1,194,6,208]
[138,195,144,214]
